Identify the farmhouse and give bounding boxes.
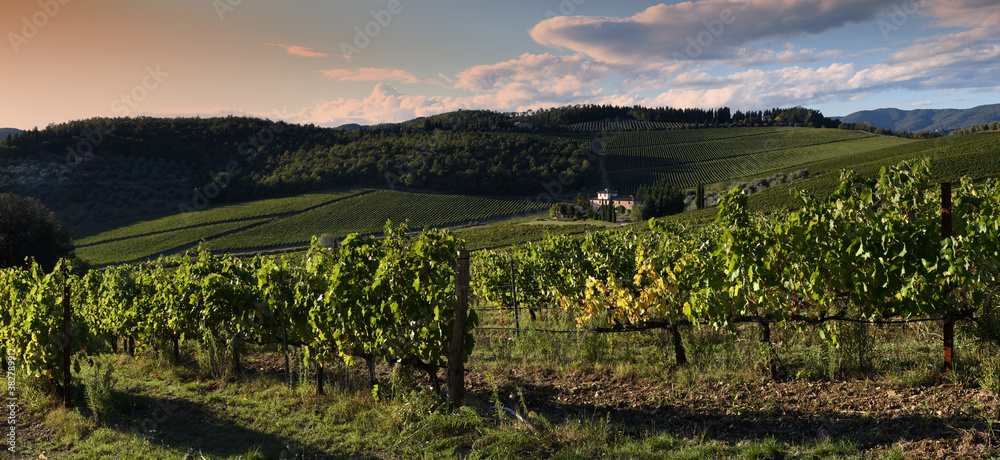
[589,189,645,211]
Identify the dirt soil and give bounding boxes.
[202,352,1000,458]
[466,366,1000,459]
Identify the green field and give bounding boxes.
[75,190,548,265]
[604,127,913,193]
[75,218,274,266]
[73,130,1000,265]
[204,190,548,252]
[73,190,368,246]
[735,131,1000,213]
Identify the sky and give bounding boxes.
[2,0,999,130]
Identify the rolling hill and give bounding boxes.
[839,103,1000,133]
[71,127,1000,266]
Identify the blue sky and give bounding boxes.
[2,0,998,129]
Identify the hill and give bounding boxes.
[73,189,549,265]
[839,103,1000,133]
[0,105,847,229]
[0,116,596,227]
[73,130,1000,266]
[0,128,22,138]
[602,127,911,194]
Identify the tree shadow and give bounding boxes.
[474,377,994,452]
[104,391,367,459]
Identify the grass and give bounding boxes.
[204,190,549,251]
[667,131,1000,216]
[455,217,613,251]
[16,354,874,459]
[604,128,914,193]
[13,303,1000,458]
[75,217,273,265]
[73,190,549,265]
[72,189,367,245]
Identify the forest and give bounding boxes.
[0,104,867,228]
[0,116,595,226]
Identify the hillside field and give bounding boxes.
[74,190,548,265]
[11,127,1000,460]
[70,129,1000,266]
[603,127,913,193]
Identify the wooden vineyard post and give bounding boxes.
[61,261,72,408]
[448,250,470,408]
[759,320,779,380]
[316,359,324,396]
[281,308,291,388]
[941,182,955,372]
[669,322,687,365]
[510,259,519,338]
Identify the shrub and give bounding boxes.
[83,356,117,423]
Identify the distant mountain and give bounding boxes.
[0,128,23,138]
[839,104,1000,133]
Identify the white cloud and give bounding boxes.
[454,53,613,94]
[250,0,1000,127]
[291,83,467,126]
[320,68,441,85]
[530,0,898,66]
[265,43,329,58]
[919,0,1000,29]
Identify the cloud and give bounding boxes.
[288,80,625,127]
[454,53,613,94]
[292,83,465,126]
[530,0,899,66]
[320,68,441,85]
[919,0,1000,29]
[213,1,1000,128]
[632,38,1000,110]
[266,43,329,58]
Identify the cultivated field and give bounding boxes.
[8,130,1000,460]
[603,127,913,193]
[74,189,548,265]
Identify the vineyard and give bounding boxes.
[72,190,368,247]
[75,190,547,265]
[567,120,694,132]
[203,191,548,252]
[602,127,912,193]
[741,131,1000,214]
[5,160,1000,458]
[3,223,472,400]
[476,160,999,351]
